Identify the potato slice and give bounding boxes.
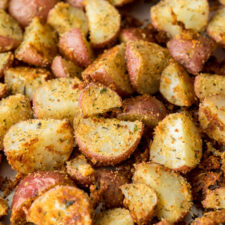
[74,117,143,166]
[5,67,51,100]
[150,113,202,173]
[126,40,169,95]
[3,119,74,174]
[0,83,8,99]
[15,17,57,67]
[199,95,225,145]
[0,94,32,150]
[95,208,134,225]
[133,162,192,223]
[85,0,120,48]
[160,62,195,106]
[27,185,93,225]
[47,2,88,36]
[120,183,158,224]
[82,44,133,96]
[151,0,209,37]
[79,83,122,117]
[33,78,81,123]
[0,52,13,78]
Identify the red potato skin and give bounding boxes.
[0,36,21,53]
[9,0,59,27]
[66,0,84,8]
[51,56,69,78]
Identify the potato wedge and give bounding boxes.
[3,119,74,174]
[0,83,7,99]
[151,0,209,37]
[0,94,32,150]
[79,83,122,117]
[121,183,158,224]
[117,95,167,128]
[15,17,57,67]
[27,185,93,225]
[219,0,225,5]
[47,2,88,36]
[0,52,13,78]
[95,208,134,225]
[85,0,121,48]
[160,61,195,106]
[5,67,51,100]
[33,78,82,123]
[0,0,8,9]
[150,113,202,172]
[126,40,169,95]
[74,117,143,166]
[82,44,133,96]
[59,28,93,67]
[133,162,192,223]
[51,56,82,79]
[0,10,23,52]
[0,196,8,217]
[199,95,225,145]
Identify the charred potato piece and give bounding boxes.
[15,17,57,67]
[0,83,8,99]
[0,196,8,217]
[3,119,74,174]
[0,52,13,78]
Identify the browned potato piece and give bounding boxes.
[0,10,23,52]
[167,32,215,75]
[199,95,225,145]
[0,83,8,98]
[219,0,225,5]
[82,44,133,96]
[194,73,225,101]
[5,67,51,100]
[126,40,169,94]
[117,95,167,128]
[120,28,147,43]
[85,0,121,48]
[79,83,122,117]
[160,61,195,106]
[51,56,82,79]
[59,28,93,68]
[15,17,57,67]
[74,117,143,166]
[0,52,13,78]
[0,196,8,217]
[121,183,158,224]
[0,0,8,9]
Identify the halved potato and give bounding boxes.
[33,78,82,123]
[0,94,32,150]
[0,10,23,52]
[0,83,8,99]
[79,83,122,117]
[0,0,8,9]
[0,196,8,217]
[133,162,192,223]
[95,208,134,225]
[150,113,202,173]
[47,2,88,36]
[121,183,157,224]
[85,0,121,48]
[15,17,57,67]
[27,185,93,225]
[5,67,51,100]
[151,0,209,37]
[199,95,225,145]
[126,40,169,95]
[0,52,13,78]
[74,117,143,166]
[3,119,74,174]
[160,61,195,106]
[82,44,133,96]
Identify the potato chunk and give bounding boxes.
[121,183,158,224]
[150,113,202,173]
[160,62,195,106]
[133,162,192,223]
[4,119,74,174]
[0,52,13,78]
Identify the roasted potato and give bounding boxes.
[126,40,169,95]
[121,183,158,224]
[0,94,32,150]
[33,78,82,123]
[160,61,195,106]
[27,185,93,225]
[133,162,192,223]
[15,17,58,67]
[0,83,7,99]
[74,117,143,166]
[82,44,134,96]
[3,119,74,174]
[0,52,13,78]
[85,0,121,48]
[0,0,8,9]
[5,67,51,100]
[79,83,122,117]
[0,196,8,217]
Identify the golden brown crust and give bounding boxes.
[0,52,14,78]
[0,196,8,217]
